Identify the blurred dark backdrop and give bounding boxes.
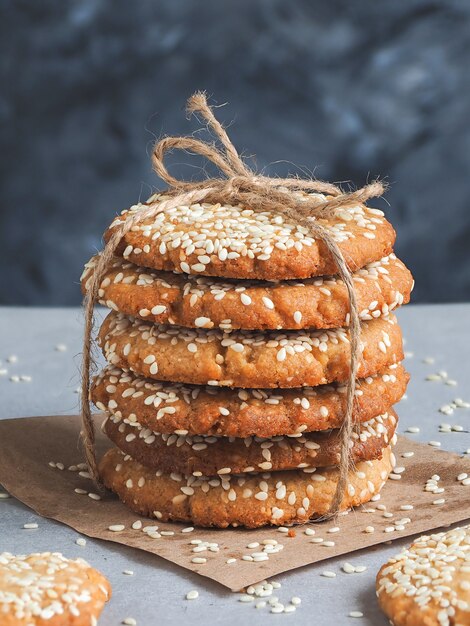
[1,0,470,305]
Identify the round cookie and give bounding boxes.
[0,551,111,626]
[82,253,413,330]
[99,445,394,528]
[104,195,396,281]
[103,410,397,475]
[92,363,408,437]
[98,311,403,388]
[376,525,470,626]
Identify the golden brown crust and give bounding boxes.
[91,363,408,437]
[98,312,403,388]
[0,552,111,626]
[103,410,397,475]
[99,446,394,528]
[82,253,413,330]
[376,526,470,626]
[104,197,396,281]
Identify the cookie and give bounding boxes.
[0,551,111,626]
[376,525,470,626]
[98,312,403,388]
[82,253,413,331]
[104,195,396,281]
[92,363,408,437]
[99,445,394,528]
[103,409,397,475]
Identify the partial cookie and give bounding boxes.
[103,409,397,475]
[82,253,413,330]
[0,551,111,626]
[105,195,396,281]
[98,312,403,388]
[376,525,470,626]
[100,446,394,528]
[92,363,408,437]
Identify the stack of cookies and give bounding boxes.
[81,193,413,528]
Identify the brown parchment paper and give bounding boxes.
[0,414,469,591]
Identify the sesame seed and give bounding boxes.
[76,537,87,546]
[23,523,38,529]
[108,524,125,532]
[239,595,255,603]
[349,611,364,618]
[186,590,199,600]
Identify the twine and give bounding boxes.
[81,92,385,516]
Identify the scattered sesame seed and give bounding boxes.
[239,595,255,603]
[76,537,87,547]
[186,590,199,600]
[23,523,38,529]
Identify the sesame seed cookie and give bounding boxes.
[103,409,397,475]
[105,196,396,281]
[0,551,111,626]
[98,312,403,388]
[376,525,470,626]
[91,363,408,437]
[82,253,412,331]
[99,445,394,528]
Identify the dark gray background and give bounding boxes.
[2,0,469,305]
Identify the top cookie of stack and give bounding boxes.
[83,193,412,528]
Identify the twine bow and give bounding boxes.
[81,92,385,516]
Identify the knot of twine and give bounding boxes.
[81,91,385,517]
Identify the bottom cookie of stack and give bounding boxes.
[99,446,395,528]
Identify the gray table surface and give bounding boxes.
[1,304,469,626]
